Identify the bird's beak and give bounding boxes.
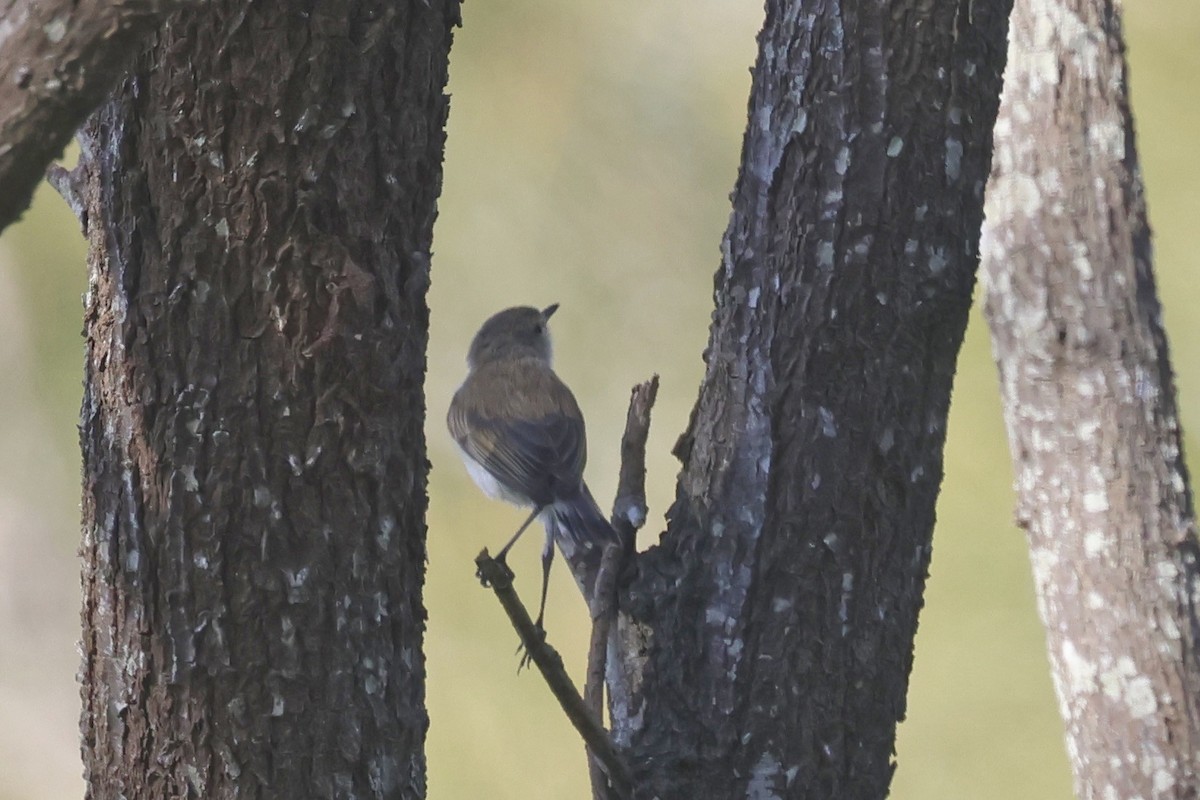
[541,303,560,320]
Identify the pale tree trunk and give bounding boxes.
[982,0,1200,796]
[75,1,459,797]
[602,0,1014,796]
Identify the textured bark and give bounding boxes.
[982,0,1200,797]
[0,0,190,233]
[77,1,458,798]
[609,0,1012,797]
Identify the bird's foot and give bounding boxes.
[475,551,516,587]
[516,619,547,672]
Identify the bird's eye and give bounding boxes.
[533,324,543,334]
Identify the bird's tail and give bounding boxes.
[544,482,619,552]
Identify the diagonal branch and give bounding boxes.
[475,550,632,797]
[0,0,205,233]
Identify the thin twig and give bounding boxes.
[604,377,659,754]
[586,544,623,800]
[475,550,633,797]
[612,376,659,548]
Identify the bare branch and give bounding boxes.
[611,376,659,546]
[475,550,632,797]
[586,545,624,800]
[0,0,196,233]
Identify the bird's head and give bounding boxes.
[467,304,559,369]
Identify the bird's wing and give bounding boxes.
[447,361,586,506]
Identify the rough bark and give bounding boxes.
[982,0,1200,797]
[608,0,1013,797]
[77,1,459,797]
[0,0,193,233]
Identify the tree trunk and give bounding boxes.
[982,0,1200,797]
[77,1,458,797]
[609,1,1013,796]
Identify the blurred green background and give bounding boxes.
[2,1,1196,797]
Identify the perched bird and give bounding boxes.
[447,304,617,630]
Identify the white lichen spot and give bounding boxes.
[44,16,68,43]
[834,145,850,176]
[1082,492,1109,513]
[1156,560,1179,583]
[887,137,904,157]
[1088,119,1125,160]
[215,218,230,240]
[947,107,962,125]
[254,486,271,507]
[944,139,962,181]
[1160,612,1181,642]
[748,286,761,309]
[746,752,784,800]
[1083,530,1109,557]
[1085,591,1105,610]
[992,173,1043,218]
[927,247,947,274]
[378,515,395,548]
[910,465,925,483]
[818,406,837,437]
[817,241,835,269]
[727,637,744,661]
[793,108,808,135]
[1153,769,1175,793]
[181,465,199,492]
[1099,665,1123,700]
[1125,675,1157,718]
[772,597,793,613]
[839,572,854,634]
[1060,639,1097,694]
[823,532,838,550]
[810,473,821,491]
[878,427,895,454]
[1075,418,1100,441]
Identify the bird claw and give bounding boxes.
[516,622,547,672]
[476,553,516,587]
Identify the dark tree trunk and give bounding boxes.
[982,0,1200,796]
[77,1,458,797]
[605,0,1013,797]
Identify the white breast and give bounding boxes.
[455,444,531,508]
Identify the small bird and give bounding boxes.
[447,304,617,631]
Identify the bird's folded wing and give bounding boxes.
[447,363,587,504]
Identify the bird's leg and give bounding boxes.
[516,518,553,672]
[496,506,544,570]
[535,528,555,633]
